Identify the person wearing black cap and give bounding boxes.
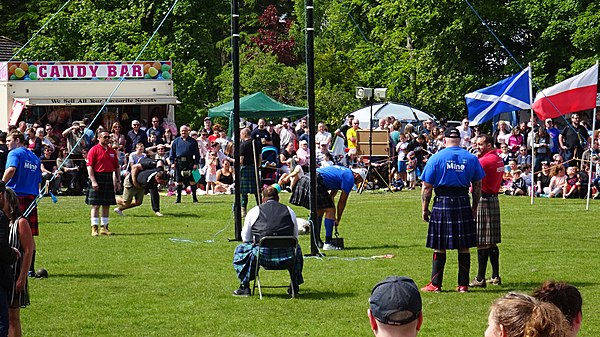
[420,127,484,293]
[368,276,423,337]
[201,117,212,136]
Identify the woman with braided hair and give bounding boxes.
[485,292,569,337]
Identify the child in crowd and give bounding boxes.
[406,151,417,190]
[320,152,333,167]
[395,134,409,184]
[205,151,219,194]
[128,142,146,171]
[545,165,566,198]
[563,166,581,199]
[520,164,532,193]
[505,169,527,196]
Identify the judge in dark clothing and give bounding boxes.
[0,181,20,337]
[169,125,200,203]
[250,118,272,153]
[114,158,169,217]
[232,185,303,297]
[239,128,259,216]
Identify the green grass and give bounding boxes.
[23,191,600,336]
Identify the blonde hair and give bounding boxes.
[490,293,569,337]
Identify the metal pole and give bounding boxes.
[305,0,319,255]
[232,0,242,240]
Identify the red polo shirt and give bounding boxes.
[479,150,504,194]
[86,144,119,173]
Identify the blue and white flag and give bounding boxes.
[465,67,532,125]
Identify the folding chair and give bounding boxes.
[252,236,298,299]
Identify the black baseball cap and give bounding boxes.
[369,276,422,326]
[444,127,461,139]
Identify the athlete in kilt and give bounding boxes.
[169,125,200,204]
[232,186,303,297]
[3,130,42,277]
[290,165,366,250]
[86,131,121,237]
[420,128,484,293]
[239,128,259,217]
[470,134,504,288]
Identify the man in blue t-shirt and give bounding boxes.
[420,127,484,293]
[3,130,43,277]
[290,165,366,250]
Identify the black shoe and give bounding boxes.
[175,199,181,204]
[233,286,251,297]
[287,285,300,296]
[192,199,199,203]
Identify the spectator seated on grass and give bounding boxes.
[545,165,567,198]
[485,292,570,337]
[368,276,423,337]
[563,166,581,199]
[532,280,582,337]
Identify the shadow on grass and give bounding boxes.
[468,281,598,294]
[114,231,180,236]
[49,272,126,279]
[164,212,205,218]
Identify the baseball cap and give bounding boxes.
[369,276,422,326]
[545,118,553,123]
[320,141,328,146]
[204,117,211,121]
[351,167,367,182]
[444,127,460,138]
[299,139,308,145]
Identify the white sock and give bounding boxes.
[101,217,109,226]
[91,217,99,226]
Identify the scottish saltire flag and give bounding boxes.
[465,67,532,125]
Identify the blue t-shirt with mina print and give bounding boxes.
[420,146,484,188]
[317,165,355,194]
[6,146,42,196]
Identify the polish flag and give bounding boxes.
[532,64,598,120]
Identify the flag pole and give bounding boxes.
[585,60,599,210]
[528,64,535,205]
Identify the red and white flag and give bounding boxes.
[532,64,598,120]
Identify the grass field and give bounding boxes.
[22,190,600,336]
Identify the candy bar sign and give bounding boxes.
[38,63,144,79]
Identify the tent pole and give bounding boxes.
[232,0,242,240]
[305,0,320,256]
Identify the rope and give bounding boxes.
[22,0,181,217]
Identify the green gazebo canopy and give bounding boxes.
[208,92,307,120]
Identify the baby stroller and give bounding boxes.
[260,146,279,187]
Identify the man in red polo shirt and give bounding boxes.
[470,133,505,288]
[86,131,121,236]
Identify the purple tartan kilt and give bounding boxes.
[85,172,116,206]
[240,165,257,194]
[289,175,334,210]
[476,195,501,245]
[426,195,476,250]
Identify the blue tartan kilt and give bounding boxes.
[85,172,116,206]
[426,195,476,250]
[240,165,257,194]
[289,175,334,210]
[233,242,304,285]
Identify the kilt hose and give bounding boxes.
[476,195,501,246]
[426,195,476,250]
[233,242,304,285]
[18,195,39,236]
[289,174,334,210]
[85,172,116,206]
[240,165,258,195]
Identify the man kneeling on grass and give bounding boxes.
[368,276,423,337]
[232,185,303,297]
[115,157,169,217]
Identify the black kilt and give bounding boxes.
[175,157,195,183]
[476,195,501,245]
[426,195,476,250]
[85,172,116,206]
[289,175,334,210]
[240,165,257,194]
